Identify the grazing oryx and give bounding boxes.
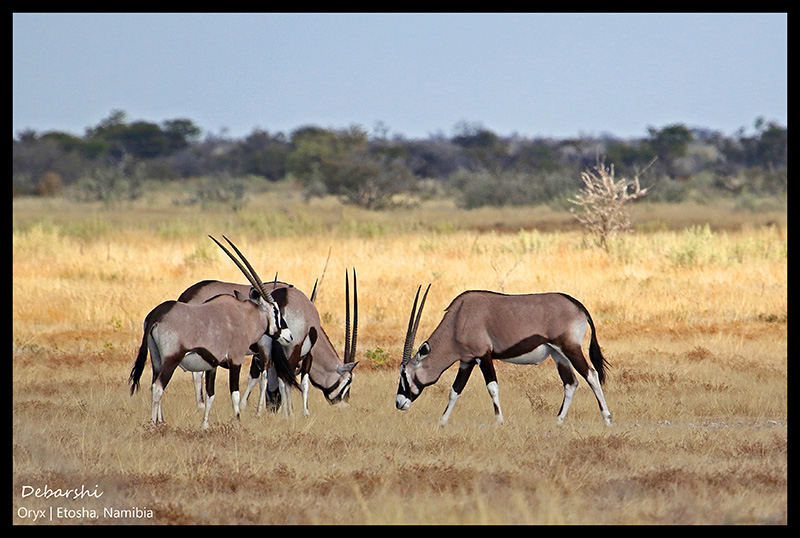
[128,236,297,429]
[395,286,612,426]
[177,268,359,416]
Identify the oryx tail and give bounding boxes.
[562,293,609,384]
[129,301,172,395]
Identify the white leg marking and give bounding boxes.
[278,379,293,417]
[257,370,269,416]
[193,372,205,409]
[556,381,577,424]
[301,374,310,416]
[551,347,578,424]
[439,388,460,427]
[242,376,258,412]
[151,382,164,424]
[586,369,613,425]
[231,390,241,419]
[486,380,504,425]
[202,394,215,430]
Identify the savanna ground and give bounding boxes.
[12,187,787,525]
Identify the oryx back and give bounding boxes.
[444,292,591,362]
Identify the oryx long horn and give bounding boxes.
[222,235,274,303]
[209,235,273,303]
[402,284,430,366]
[343,268,358,364]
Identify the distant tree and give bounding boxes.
[286,125,368,185]
[163,118,202,152]
[750,118,787,170]
[321,152,417,210]
[405,137,464,179]
[646,123,693,177]
[235,129,289,181]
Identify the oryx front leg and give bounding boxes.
[229,363,242,421]
[300,374,310,416]
[439,361,475,427]
[299,352,313,416]
[202,369,216,430]
[242,350,267,414]
[277,378,293,417]
[478,357,504,425]
[241,375,259,413]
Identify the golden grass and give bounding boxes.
[12,194,786,525]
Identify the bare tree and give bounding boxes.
[568,159,654,249]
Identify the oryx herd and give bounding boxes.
[129,236,612,429]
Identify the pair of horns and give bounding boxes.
[343,268,358,364]
[308,268,357,364]
[402,284,430,367]
[209,235,276,305]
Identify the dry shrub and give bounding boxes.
[569,160,650,249]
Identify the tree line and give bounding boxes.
[13,109,787,209]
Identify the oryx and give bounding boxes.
[177,268,359,416]
[128,236,297,429]
[395,286,612,426]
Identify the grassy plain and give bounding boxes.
[12,191,787,524]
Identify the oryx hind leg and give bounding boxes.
[192,372,205,409]
[242,351,265,413]
[553,343,612,425]
[552,353,578,424]
[151,356,180,425]
[203,368,217,430]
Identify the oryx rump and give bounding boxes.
[396,287,612,426]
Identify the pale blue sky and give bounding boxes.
[12,13,787,140]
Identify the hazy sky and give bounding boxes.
[12,13,787,140]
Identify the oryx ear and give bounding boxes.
[270,287,289,309]
[233,289,258,303]
[308,326,318,347]
[249,287,261,301]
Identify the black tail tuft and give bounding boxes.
[129,303,172,395]
[586,314,609,384]
[270,337,300,390]
[129,323,150,395]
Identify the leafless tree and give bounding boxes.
[568,159,654,250]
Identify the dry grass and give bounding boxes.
[12,194,786,525]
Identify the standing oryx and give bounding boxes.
[177,268,359,417]
[128,236,297,429]
[395,286,612,426]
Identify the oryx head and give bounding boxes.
[209,235,293,346]
[319,268,359,404]
[396,284,430,411]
